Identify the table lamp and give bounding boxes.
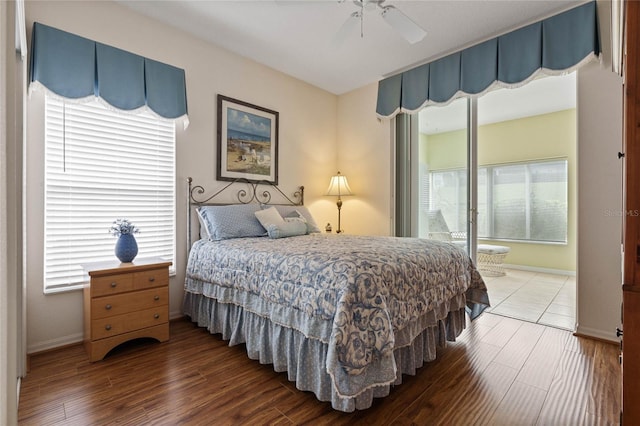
[325,171,353,234]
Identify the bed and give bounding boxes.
[183,178,490,412]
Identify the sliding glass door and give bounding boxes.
[417,98,471,255]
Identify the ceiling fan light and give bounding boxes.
[352,0,380,12]
[363,0,378,12]
[381,6,427,44]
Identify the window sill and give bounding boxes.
[478,238,568,246]
[43,283,85,295]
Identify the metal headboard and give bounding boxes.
[186,177,305,250]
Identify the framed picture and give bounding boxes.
[217,95,279,184]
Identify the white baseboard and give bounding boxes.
[170,310,183,320]
[503,263,576,276]
[575,324,618,343]
[27,332,84,354]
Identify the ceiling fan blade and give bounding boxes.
[332,11,361,45]
[380,5,426,44]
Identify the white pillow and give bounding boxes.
[254,206,285,231]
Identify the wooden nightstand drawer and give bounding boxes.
[133,267,169,290]
[91,274,135,297]
[91,306,168,340]
[91,287,169,319]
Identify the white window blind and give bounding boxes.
[429,159,568,243]
[44,96,175,292]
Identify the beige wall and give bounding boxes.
[336,84,393,236]
[421,109,578,272]
[25,1,338,353]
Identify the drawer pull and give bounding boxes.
[105,324,112,331]
[110,282,117,288]
[149,277,155,282]
[105,304,112,310]
[154,295,160,301]
[154,314,160,319]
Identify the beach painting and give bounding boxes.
[217,95,279,184]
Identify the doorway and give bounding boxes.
[415,73,577,330]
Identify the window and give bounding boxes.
[428,159,568,243]
[44,96,175,292]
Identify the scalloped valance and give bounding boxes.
[376,1,600,119]
[29,22,189,127]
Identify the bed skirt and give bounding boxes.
[183,291,467,412]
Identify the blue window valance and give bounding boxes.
[376,1,599,118]
[29,22,189,127]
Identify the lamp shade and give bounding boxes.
[326,172,353,197]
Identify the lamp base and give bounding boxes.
[336,198,343,234]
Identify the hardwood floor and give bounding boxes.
[18,314,620,425]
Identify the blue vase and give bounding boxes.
[115,233,138,263]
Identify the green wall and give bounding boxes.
[420,109,577,272]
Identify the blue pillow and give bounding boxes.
[197,204,266,240]
[266,220,308,239]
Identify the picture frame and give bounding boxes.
[217,95,279,184]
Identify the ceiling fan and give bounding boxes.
[337,0,427,44]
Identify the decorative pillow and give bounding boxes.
[284,215,307,225]
[254,206,285,231]
[196,204,266,241]
[283,211,313,233]
[266,220,308,239]
[269,205,321,233]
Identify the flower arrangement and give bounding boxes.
[109,218,140,237]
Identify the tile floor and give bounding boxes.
[481,268,576,330]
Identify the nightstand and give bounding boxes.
[83,258,171,362]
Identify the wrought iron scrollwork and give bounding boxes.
[188,177,303,206]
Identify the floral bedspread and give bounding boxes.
[185,234,488,389]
